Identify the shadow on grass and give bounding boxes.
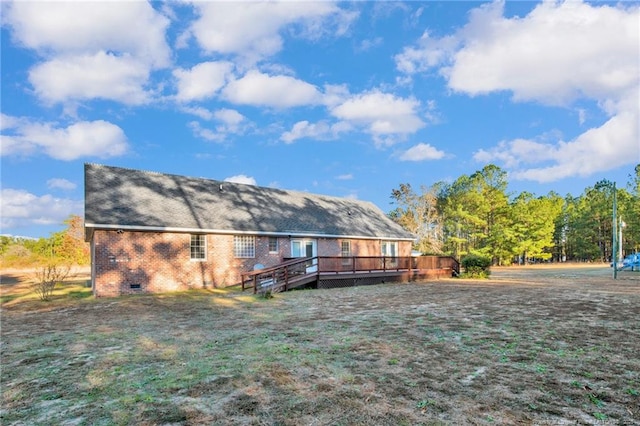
[2,281,93,309]
[0,274,22,285]
[3,276,268,311]
[0,293,22,304]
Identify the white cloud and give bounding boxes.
[322,84,351,108]
[280,120,331,144]
[336,173,353,180]
[4,1,170,105]
[173,61,234,102]
[0,188,83,229]
[214,109,247,134]
[397,0,640,181]
[29,52,151,105]
[358,37,383,52]
[46,178,76,191]
[224,175,257,186]
[187,2,356,63]
[330,90,425,145]
[181,106,214,121]
[397,1,639,105]
[280,120,354,144]
[223,70,321,108]
[474,107,639,183]
[280,89,428,146]
[4,1,170,66]
[214,109,244,127]
[343,192,359,200]
[395,30,456,75]
[399,143,445,162]
[1,115,128,160]
[1,114,23,131]
[187,121,222,143]
[450,2,639,105]
[474,139,553,169]
[187,109,248,142]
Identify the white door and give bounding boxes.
[381,241,398,267]
[291,239,317,273]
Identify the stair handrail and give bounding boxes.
[241,257,317,293]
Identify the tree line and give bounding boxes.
[389,164,640,265]
[1,215,90,268]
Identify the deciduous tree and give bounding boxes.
[389,183,443,253]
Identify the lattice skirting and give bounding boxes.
[318,275,404,289]
[317,269,452,289]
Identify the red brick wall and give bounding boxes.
[93,230,207,297]
[91,230,412,296]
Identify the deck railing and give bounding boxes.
[241,255,459,293]
[315,255,459,274]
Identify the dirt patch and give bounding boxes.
[1,264,639,424]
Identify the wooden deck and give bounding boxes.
[241,256,459,294]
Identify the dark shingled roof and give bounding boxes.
[84,164,414,241]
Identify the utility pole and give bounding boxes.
[612,183,617,279]
[619,217,625,264]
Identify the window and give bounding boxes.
[381,241,398,267]
[381,241,398,257]
[190,234,206,260]
[341,241,351,257]
[268,237,278,253]
[341,241,351,265]
[234,235,255,258]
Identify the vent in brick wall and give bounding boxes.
[129,283,141,290]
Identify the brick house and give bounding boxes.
[84,164,415,297]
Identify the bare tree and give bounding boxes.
[389,183,443,254]
[33,263,71,301]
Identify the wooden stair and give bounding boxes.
[241,257,318,294]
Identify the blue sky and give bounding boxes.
[1,1,639,238]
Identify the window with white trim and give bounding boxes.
[190,234,206,260]
[381,241,398,257]
[234,235,255,258]
[381,240,398,267]
[341,241,351,257]
[341,241,352,265]
[268,237,278,253]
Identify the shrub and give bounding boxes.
[461,254,491,278]
[2,245,40,269]
[32,263,71,301]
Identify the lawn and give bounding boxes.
[1,265,639,425]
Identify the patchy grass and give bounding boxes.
[1,265,639,424]
[0,267,92,307]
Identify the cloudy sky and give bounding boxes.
[1,0,639,238]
